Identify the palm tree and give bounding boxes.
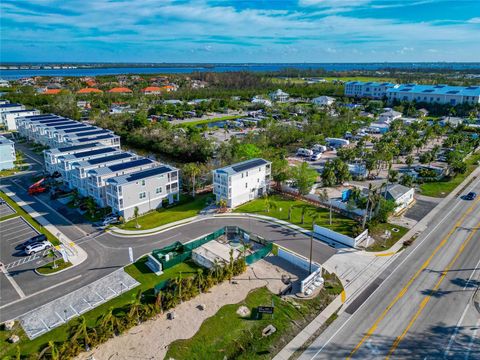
[217,198,227,212]
[45,248,57,269]
[301,205,308,224]
[70,316,94,351]
[195,269,204,293]
[183,163,201,198]
[127,290,143,326]
[38,340,59,360]
[98,307,122,339]
[85,196,97,218]
[133,206,140,229]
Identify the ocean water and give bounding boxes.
[1,63,479,79]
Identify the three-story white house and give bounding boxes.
[106,165,180,219]
[0,135,15,170]
[86,158,157,207]
[213,158,271,208]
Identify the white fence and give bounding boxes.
[300,268,323,294]
[278,247,321,273]
[313,224,368,248]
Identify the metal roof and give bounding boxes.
[54,143,102,153]
[0,103,23,108]
[108,165,175,185]
[84,152,132,166]
[387,84,480,96]
[59,126,95,133]
[91,158,155,176]
[68,129,109,138]
[215,158,269,175]
[70,147,117,159]
[75,134,117,142]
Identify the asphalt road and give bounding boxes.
[0,176,336,321]
[300,178,480,360]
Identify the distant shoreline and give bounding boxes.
[1,62,479,80]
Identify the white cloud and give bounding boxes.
[1,0,480,62]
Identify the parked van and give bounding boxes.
[312,144,327,153]
[296,148,313,157]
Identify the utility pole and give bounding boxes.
[309,222,314,274]
[329,200,332,226]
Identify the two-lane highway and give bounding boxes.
[301,178,480,360]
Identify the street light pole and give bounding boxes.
[309,222,314,274]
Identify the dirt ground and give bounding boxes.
[76,258,299,360]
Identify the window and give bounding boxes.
[141,180,146,186]
[245,182,248,188]
[139,192,146,199]
[156,187,162,194]
[119,199,123,207]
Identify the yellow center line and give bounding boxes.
[386,220,480,359]
[347,196,480,359]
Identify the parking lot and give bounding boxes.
[0,216,50,269]
[0,201,16,218]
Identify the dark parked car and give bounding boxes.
[464,192,477,200]
[15,234,47,250]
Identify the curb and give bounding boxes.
[34,263,74,277]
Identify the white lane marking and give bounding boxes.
[465,318,480,360]
[307,176,480,359]
[445,255,480,357]
[0,275,82,311]
[1,267,26,298]
[22,151,42,165]
[444,304,470,358]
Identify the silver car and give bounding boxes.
[25,240,52,255]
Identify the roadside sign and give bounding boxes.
[257,306,274,314]
[128,247,133,263]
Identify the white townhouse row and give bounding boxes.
[14,108,181,220]
[0,135,15,170]
[44,143,180,219]
[344,81,395,99]
[386,84,480,106]
[213,158,271,208]
[15,114,121,149]
[345,81,480,105]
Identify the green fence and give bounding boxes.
[151,227,271,271]
[245,242,273,265]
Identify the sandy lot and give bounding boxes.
[77,259,298,360]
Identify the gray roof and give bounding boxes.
[0,135,14,145]
[107,165,177,185]
[386,184,413,200]
[89,158,157,177]
[215,158,270,176]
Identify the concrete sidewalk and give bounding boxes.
[0,187,87,267]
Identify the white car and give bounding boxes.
[102,215,119,226]
[310,152,322,161]
[25,241,52,255]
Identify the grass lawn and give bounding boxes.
[0,258,200,358]
[420,152,480,198]
[367,223,409,252]
[166,276,342,360]
[0,191,60,246]
[121,193,212,231]
[36,259,72,274]
[176,115,242,128]
[234,194,357,236]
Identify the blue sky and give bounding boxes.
[1,0,480,62]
